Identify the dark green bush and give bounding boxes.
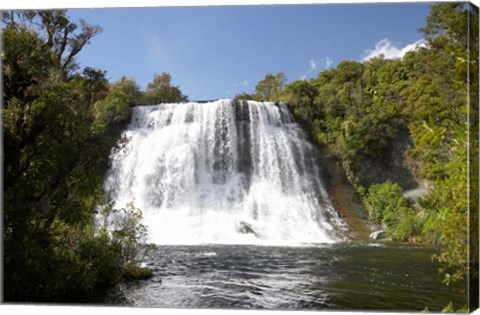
[365,180,406,224]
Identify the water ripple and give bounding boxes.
[108,243,466,311]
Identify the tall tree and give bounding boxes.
[253,72,286,101]
[143,72,189,104]
[2,10,102,74]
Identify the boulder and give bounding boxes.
[236,221,259,237]
[369,230,386,241]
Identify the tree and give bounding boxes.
[411,5,478,307]
[420,3,470,50]
[233,92,255,102]
[253,72,286,101]
[2,10,102,74]
[2,10,151,302]
[2,24,61,102]
[111,76,143,106]
[279,80,318,107]
[143,72,189,104]
[92,77,142,133]
[81,67,109,103]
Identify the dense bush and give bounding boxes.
[363,180,420,241]
[365,180,406,224]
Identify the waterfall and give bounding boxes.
[104,99,345,245]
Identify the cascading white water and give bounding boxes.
[104,99,345,245]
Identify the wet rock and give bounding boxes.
[354,127,417,190]
[370,230,386,240]
[237,221,258,237]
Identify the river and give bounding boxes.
[101,242,466,311]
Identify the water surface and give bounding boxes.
[107,242,466,311]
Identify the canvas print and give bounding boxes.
[1,1,479,312]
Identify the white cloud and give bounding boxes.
[362,38,426,61]
[309,59,317,72]
[233,80,249,87]
[401,40,427,55]
[324,57,333,68]
[303,56,333,80]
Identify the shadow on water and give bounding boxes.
[98,242,467,311]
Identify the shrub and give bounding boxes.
[365,180,421,241]
[365,180,406,224]
[385,206,420,241]
[100,202,155,268]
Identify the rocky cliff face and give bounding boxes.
[315,145,372,240]
[354,127,418,191]
[310,125,426,240]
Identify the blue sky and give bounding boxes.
[68,3,432,100]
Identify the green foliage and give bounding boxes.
[403,44,467,179]
[120,263,153,281]
[92,77,142,133]
[81,67,109,103]
[100,202,155,282]
[365,180,406,224]
[144,72,189,104]
[47,223,122,298]
[384,206,420,242]
[4,202,153,301]
[424,126,470,284]
[101,202,154,266]
[277,57,408,191]
[2,10,153,302]
[279,80,318,107]
[233,92,255,102]
[253,72,286,101]
[440,301,468,313]
[232,72,286,102]
[420,3,469,50]
[111,76,143,106]
[405,4,476,289]
[2,24,61,102]
[365,181,421,242]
